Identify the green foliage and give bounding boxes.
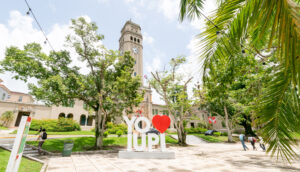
[149,56,193,145]
[179,0,300,161]
[106,122,114,129]
[30,119,81,132]
[0,17,143,149]
[0,111,14,127]
[184,127,207,134]
[103,131,109,138]
[221,132,228,136]
[214,132,221,137]
[116,130,123,137]
[105,123,127,134]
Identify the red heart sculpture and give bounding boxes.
[152,115,171,133]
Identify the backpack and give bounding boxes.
[42,132,47,140]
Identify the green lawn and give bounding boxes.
[12,130,94,135]
[193,134,238,143]
[0,148,43,172]
[0,126,8,130]
[27,135,178,153]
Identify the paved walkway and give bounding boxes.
[44,143,300,172]
[171,135,205,145]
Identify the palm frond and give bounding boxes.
[249,0,300,93]
[256,66,300,162]
[179,0,205,21]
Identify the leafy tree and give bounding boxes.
[149,56,193,145]
[0,17,143,149]
[0,111,14,127]
[179,0,300,160]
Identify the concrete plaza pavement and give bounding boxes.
[44,142,300,172]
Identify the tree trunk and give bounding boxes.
[240,114,255,136]
[176,121,187,146]
[224,105,233,142]
[95,108,105,149]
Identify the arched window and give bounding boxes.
[87,116,94,126]
[58,113,65,119]
[80,115,86,126]
[137,39,140,43]
[67,113,73,119]
[134,38,136,42]
[130,36,133,41]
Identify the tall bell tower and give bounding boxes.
[119,20,143,85]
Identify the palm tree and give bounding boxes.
[179,0,300,161]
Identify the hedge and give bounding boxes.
[30,118,81,132]
[90,122,127,135]
[184,127,207,134]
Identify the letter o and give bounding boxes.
[134,117,151,133]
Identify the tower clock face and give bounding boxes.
[132,47,138,54]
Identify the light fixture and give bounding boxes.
[26,8,31,15]
[216,31,222,39]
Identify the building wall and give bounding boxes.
[0,101,52,127]
[7,93,33,103]
[0,87,9,101]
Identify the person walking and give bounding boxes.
[37,128,47,155]
[36,126,42,135]
[239,134,248,151]
[248,136,257,150]
[258,136,266,151]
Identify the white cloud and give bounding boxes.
[143,32,154,44]
[145,57,162,74]
[0,11,96,93]
[188,0,218,30]
[157,0,180,22]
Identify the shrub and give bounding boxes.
[214,132,221,137]
[30,118,81,132]
[0,111,14,127]
[106,122,114,129]
[104,122,127,134]
[90,128,95,132]
[221,132,228,136]
[184,127,207,134]
[116,130,123,137]
[103,131,109,138]
[197,121,207,128]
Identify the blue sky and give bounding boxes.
[0,0,217,104]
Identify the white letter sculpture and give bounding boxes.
[119,114,174,159]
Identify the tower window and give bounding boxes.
[135,60,136,64]
[134,72,136,76]
[134,38,136,42]
[137,39,140,43]
[130,36,133,41]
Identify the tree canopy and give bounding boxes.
[0,17,143,149]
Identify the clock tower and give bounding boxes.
[119,20,143,84]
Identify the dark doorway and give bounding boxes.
[15,112,30,127]
[138,121,143,129]
[190,122,195,128]
[80,115,86,126]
